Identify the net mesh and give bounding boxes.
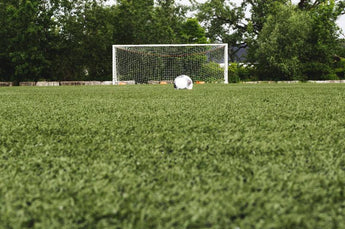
[113,45,227,84]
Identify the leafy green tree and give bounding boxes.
[0,1,14,80]
[81,5,114,80]
[111,0,201,44]
[300,0,344,80]
[150,0,189,44]
[0,0,197,82]
[195,0,344,63]
[47,0,112,81]
[180,18,208,43]
[255,4,312,80]
[195,0,288,61]
[255,1,344,80]
[0,0,56,82]
[297,0,345,12]
[336,39,345,57]
[112,0,155,44]
[0,0,113,82]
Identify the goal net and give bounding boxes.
[112,44,228,85]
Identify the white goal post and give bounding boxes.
[112,44,228,85]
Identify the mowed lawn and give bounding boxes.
[0,84,345,228]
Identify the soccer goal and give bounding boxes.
[112,44,228,85]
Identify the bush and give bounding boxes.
[334,57,345,79]
[228,63,255,83]
[198,62,224,83]
[238,64,256,81]
[228,63,240,83]
[335,68,345,79]
[301,62,337,80]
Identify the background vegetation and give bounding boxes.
[0,0,345,82]
[1,84,345,228]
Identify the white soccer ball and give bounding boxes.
[174,75,193,90]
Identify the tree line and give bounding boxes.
[0,0,344,83]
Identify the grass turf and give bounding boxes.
[0,84,345,228]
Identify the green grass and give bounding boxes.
[1,84,345,228]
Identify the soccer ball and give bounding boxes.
[174,75,193,90]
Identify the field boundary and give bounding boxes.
[0,81,114,87]
[1,80,345,87]
[243,80,345,84]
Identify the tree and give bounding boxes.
[180,18,208,44]
[0,0,57,82]
[255,1,344,80]
[195,0,288,60]
[195,0,344,62]
[111,0,203,44]
[336,39,345,57]
[0,0,105,82]
[0,1,15,80]
[111,0,157,44]
[81,5,114,80]
[150,0,189,44]
[297,0,345,12]
[38,0,111,81]
[255,4,312,80]
[195,0,345,80]
[300,0,344,79]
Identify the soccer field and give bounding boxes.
[1,84,345,228]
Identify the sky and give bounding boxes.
[178,0,345,37]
